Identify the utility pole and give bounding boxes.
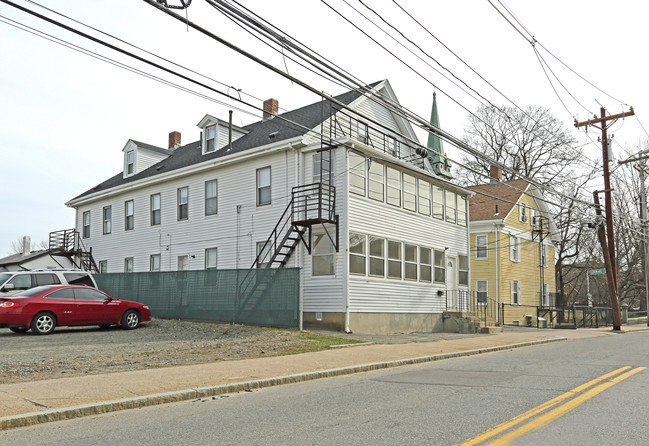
[593,191,622,330]
[634,165,649,326]
[576,107,634,330]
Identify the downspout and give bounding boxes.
[292,143,304,331]
[344,147,351,333]
[495,223,499,323]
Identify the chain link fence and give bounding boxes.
[94,268,300,328]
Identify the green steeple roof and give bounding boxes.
[427,91,452,178]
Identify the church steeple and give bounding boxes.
[427,91,452,178]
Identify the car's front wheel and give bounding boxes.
[121,309,140,330]
[9,326,28,333]
[31,312,56,335]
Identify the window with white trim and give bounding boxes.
[510,235,520,262]
[368,161,384,202]
[434,249,445,284]
[511,280,520,305]
[205,180,218,216]
[98,260,107,274]
[418,179,431,216]
[477,279,488,305]
[313,233,335,276]
[125,200,134,231]
[445,190,456,223]
[386,166,401,207]
[369,236,385,277]
[419,247,432,282]
[388,136,399,157]
[457,195,467,226]
[205,125,216,153]
[387,240,402,279]
[433,185,444,220]
[150,254,161,272]
[177,255,189,271]
[403,173,416,211]
[151,193,161,226]
[519,205,528,223]
[349,152,366,196]
[124,257,134,273]
[256,167,271,206]
[349,233,366,275]
[205,248,217,270]
[103,206,111,235]
[178,187,189,220]
[459,255,469,286]
[476,234,488,259]
[126,150,134,175]
[404,243,417,281]
[356,120,369,144]
[82,211,90,238]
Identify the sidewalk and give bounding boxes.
[1,325,647,430]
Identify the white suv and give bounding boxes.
[0,270,98,297]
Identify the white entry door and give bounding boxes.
[446,257,457,291]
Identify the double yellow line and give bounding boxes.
[457,366,645,446]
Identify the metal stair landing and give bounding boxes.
[48,229,99,272]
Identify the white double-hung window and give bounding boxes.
[476,234,488,259]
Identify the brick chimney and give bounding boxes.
[168,131,181,149]
[489,165,502,184]
[263,98,278,119]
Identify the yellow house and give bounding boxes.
[468,171,557,326]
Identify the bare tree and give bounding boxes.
[458,105,579,187]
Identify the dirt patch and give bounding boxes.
[0,319,353,384]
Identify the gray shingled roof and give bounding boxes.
[71,85,376,201]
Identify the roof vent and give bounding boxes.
[269,131,279,139]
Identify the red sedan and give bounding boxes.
[0,285,151,335]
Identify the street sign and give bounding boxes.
[589,268,606,276]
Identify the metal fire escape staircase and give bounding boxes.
[235,183,339,321]
[48,229,99,272]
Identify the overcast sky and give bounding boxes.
[1,0,647,255]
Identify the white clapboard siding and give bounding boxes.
[77,149,299,273]
[136,147,170,174]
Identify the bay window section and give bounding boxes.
[418,179,431,216]
[349,233,366,275]
[457,195,467,226]
[403,173,416,212]
[369,236,385,277]
[445,190,456,223]
[349,152,366,196]
[368,161,384,202]
[386,166,401,207]
[404,243,417,280]
[419,247,432,282]
[387,240,402,279]
[433,249,446,284]
[433,186,445,220]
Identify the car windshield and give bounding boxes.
[13,285,54,297]
[0,273,12,285]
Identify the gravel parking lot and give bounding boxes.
[0,319,337,384]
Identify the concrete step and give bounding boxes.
[480,326,504,334]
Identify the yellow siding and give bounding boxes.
[470,192,556,326]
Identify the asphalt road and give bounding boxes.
[2,331,648,445]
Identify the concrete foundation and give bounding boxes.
[303,312,446,335]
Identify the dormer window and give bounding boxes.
[206,125,216,153]
[126,151,135,176]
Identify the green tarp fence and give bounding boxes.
[94,268,300,328]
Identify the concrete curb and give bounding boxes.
[0,336,566,431]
